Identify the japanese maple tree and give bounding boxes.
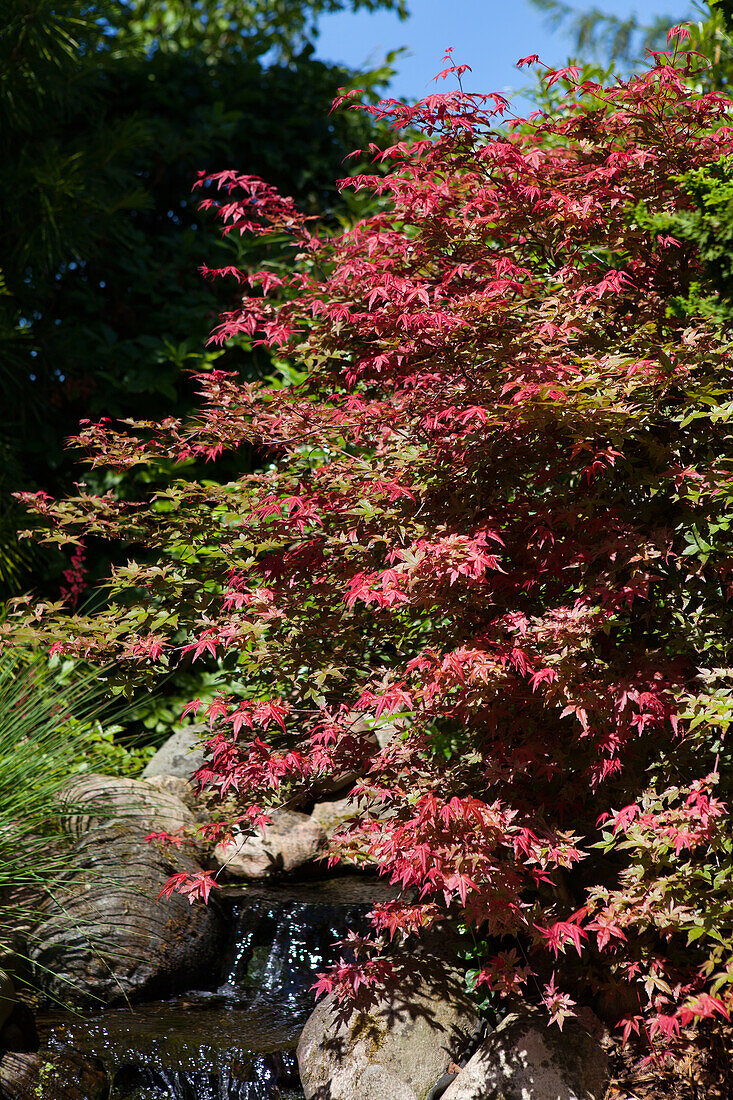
[10,27,733,1047]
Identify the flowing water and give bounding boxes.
[39,876,396,1099]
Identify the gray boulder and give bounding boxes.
[61,773,195,838]
[440,1011,609,1100]
[297,963,480,1100]
[214,810,327,878]
[310,795,358,839]
[29,823,225,1007]
[373,718,406,750]
[144,774,205,819]
[310,793,392,850]
[142,726,206,781]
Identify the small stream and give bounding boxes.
[38,877,395,1099]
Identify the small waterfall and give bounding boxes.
[219,881,373,1017]
[41,876,396,1099]
[111,1051,302,1099]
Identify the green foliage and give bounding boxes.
[634,157,733,320]
[109,0,408,62]
[0,0,405,600]
[72,721,156,778]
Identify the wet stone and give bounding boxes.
[0,1049,107,1100]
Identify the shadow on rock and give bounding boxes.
[297,953,481,1100]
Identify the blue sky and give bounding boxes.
[315,0,689,113]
